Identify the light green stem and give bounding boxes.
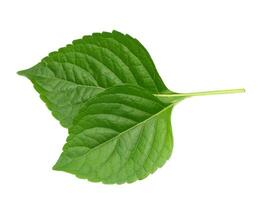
[154,88,245,104]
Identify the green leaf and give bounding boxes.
[53,85,183,184]
[18,30,245,184]
[18,30,170,127]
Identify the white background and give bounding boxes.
[0,0,266,199]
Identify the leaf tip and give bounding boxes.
[52,153,72,172]
[52,161,63,171]
[17,68,32,78]
[52,164,60,171]
[17,69,26,76]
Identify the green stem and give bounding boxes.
[157,88,245,97]
[154,88,245,104]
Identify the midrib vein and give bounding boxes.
[71,103,174,157]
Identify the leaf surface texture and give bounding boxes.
[53,85,175,184]
[18,31,169,127]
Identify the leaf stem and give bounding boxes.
[158,88,245,97]
[154,88,245,103]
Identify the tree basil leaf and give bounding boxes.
[18,30,171,128]
[18,30,245,184]
[53,85,182,184]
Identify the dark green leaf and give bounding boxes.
[18,31,170,127]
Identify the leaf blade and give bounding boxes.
[18,31,170,127]
[53,85,178,184]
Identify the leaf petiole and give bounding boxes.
[154,88,245,103]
